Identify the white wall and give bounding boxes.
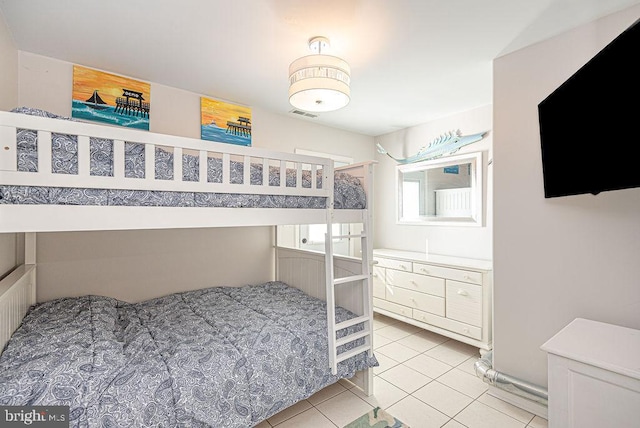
[493,5,640,388]
[0,10,18,278]
[0,10,17,110]
[36,228,274,303]
[16,52,375,302]
[374,105,493,260]
[0,234,17,279]
[253,108,374,163]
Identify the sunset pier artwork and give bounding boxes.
[201,96,252,146]
[226,116,251,137]
[114,89,150,118]
[72,65,151,130]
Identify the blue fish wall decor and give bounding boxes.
[377,130,489,164]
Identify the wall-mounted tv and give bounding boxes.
[538,18,640,198]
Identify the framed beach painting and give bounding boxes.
[200,97,252,146]
[72,65,151,130]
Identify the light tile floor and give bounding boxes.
[256,313,548,428]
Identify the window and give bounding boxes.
[307,223,343,244]
[402,180,421,219]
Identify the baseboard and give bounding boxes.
[488,386,548,420]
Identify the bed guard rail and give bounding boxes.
[0,111,334,198]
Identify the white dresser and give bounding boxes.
[373,248,493,351]
[541,318,640,428]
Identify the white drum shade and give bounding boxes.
[288,47,350,113]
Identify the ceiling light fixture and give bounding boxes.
[288,36,350,113]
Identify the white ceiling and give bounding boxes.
[1,0,638,136]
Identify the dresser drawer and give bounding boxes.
[374,297,412,318]
[387,286,445,316]
[446,280,482,327]
[372,266,386,298]
[414,309,482,340]
[387,270,445,297]
[413,262,483,285]
[375,257,412,272]
[373,249,492,350]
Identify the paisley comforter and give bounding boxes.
[0,108,366,209]
[0,281,378,427]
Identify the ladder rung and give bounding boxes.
[332,234,367,239]
[336,344,372,363]
[336,329,371,347]
[335,315,369,331]
[334,274,368,285]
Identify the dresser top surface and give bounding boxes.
[373,248,492,271]
[541,318,640,380]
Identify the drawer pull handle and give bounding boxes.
[373,273,378,278]
[400,265,408,270]
[420,268,429,274]
[457,289,469,296]
[463,328,469,333]
[410,280,417,285]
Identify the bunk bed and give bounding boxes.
[0,108,378,427]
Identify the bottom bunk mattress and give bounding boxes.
[0,281,378,427]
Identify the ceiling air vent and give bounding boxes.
[289,109,318,118]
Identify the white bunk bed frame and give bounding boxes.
[0,110,376,395]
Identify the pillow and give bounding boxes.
[10,106,75,121]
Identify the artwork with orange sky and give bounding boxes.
[72,65,151,130]
[200,97,252,146]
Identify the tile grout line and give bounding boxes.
[311,388,367,428]
[375,315,542,428]
[272,315,545,428]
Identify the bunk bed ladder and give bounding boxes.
[325,209,374,376]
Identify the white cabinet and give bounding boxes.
[373,248,492,351]
[541,318,640,428]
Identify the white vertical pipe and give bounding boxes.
[145,144,154,180]
[77,135,90,176]
[24,232,36,265]
[38,131,52,174]
[113,139,125,178]
[199,151,208,183]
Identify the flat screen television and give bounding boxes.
[538,17,640,198]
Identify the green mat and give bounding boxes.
[343,406,410,428]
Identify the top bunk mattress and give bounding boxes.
[0,108,366,209]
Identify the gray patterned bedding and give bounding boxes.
[0,108,366,209]
[0,281,378,427]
